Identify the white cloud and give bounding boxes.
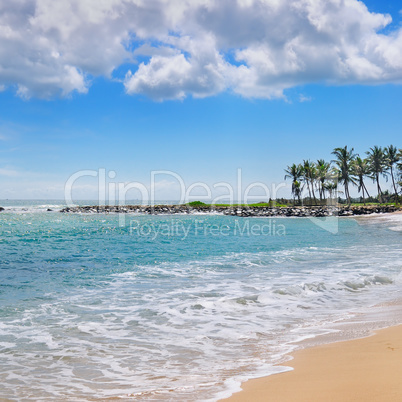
[0,0,402,100]
[299,94,312,103]
[125,34,228,100]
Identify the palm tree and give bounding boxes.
[301,161,312,204]
[284,163,303,205]
[316,159,331,203]
[293,180,302,205]
[366,146,387,204]
[398,149,402,194]
[323,180,340,205]
[398,149,402,167]
[352,156,371,205]
[385,145,400,205]
[302,160,318,205]
[332,146,356,205]
[310,163,319,204]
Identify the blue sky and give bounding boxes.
[0,0,401,201]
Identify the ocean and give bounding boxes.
[0,201,401,400]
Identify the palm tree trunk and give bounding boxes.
[345,183,351,205]
[306,182,312,205]
[376,173,382,204]
[318,183,323,205]
[322,181,326,202]
[311,179,318,205]
[361,184,366,205]
[390,166,399,205]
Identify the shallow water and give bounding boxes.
[0,204,401,400]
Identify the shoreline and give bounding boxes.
[220,323,402,402]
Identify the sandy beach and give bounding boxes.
[221,324,402,402]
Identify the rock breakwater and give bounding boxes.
[60,204,399,217]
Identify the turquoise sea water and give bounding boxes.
[0,201,401,400]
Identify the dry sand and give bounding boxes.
[221,324,402,402]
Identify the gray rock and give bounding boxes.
[58,204,400,217]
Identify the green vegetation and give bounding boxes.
[186,201,208,207]
[185,201,289,208]
[285,145,402,206]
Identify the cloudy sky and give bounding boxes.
[0,0,401,200]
